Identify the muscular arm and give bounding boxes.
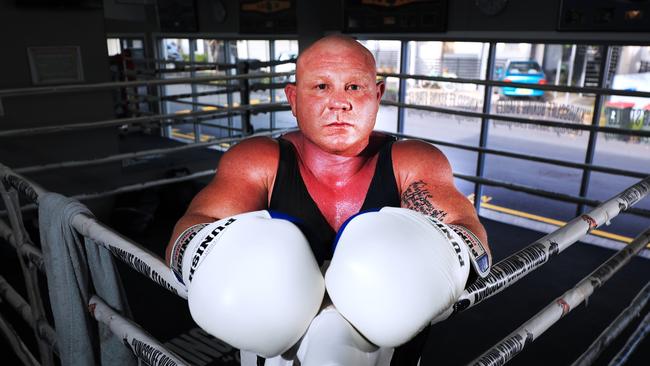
[164,137,278,264]
[394,139,490,257]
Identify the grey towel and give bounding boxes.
[38,193,136,366]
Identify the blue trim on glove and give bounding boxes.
[268,210,304,225]
[332,208,381,251]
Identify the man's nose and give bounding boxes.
[328,90,352,111]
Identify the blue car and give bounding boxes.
[499,60,547,98]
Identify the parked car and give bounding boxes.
[165,41,183,62]
[498,60,547,98]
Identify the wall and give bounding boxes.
[0,1,114,129]
[0,0,118,217]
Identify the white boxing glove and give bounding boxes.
[325,207,489,348]
[169,210,325,358]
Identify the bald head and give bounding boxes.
[283,34,385,156]
[295,35,377,82]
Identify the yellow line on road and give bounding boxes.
[479,200,634,243]
[171,129,213,142]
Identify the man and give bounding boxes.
[166,35,490,365]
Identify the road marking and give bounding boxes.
[171,129,213,142]
[468,195,635,244]
[483,202,634,243]
[468,194,493,203]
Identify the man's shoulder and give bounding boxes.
[220,136,280,171]
[230,135,279,152]
[392,138,447,163]
[391,138,453,189]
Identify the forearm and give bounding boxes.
[165,213,220,264]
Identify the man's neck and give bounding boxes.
[295,134,377,187]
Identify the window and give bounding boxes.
[358,40,401,132]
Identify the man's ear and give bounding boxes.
[376,80,385,102]
[284,83,298,117]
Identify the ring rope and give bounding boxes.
[607,310,650,366]
[0,71,295,98]
[14,127,296,174]
[0,275,59,353]
[0,102,290,138]
[571,281,650,366]
[2,156,649,365]
[0,311,39,366]
[89,295,188,366]
[434,177,650,323]
[469,227,650,366]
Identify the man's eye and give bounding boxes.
[316,84,327,90]
[347,84,361,91]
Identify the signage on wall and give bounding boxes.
[345,0,448,33]
[27,46,84,85]
[239,0,297,34]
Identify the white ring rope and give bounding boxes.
[0,275,58,352]
[439,177,650,322]
[571,281,650,366]
[0,311,39,366]
[470,227,650,366]
[1,164,649,365]
[89,296,188,366]
[1,163,187,298]
[0,72,295,98]
[607,310,650,366]
[15,127,296,174]
[0,102,290,138]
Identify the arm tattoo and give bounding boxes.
[401,180,448,221]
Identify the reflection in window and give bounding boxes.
[358,40,401,133]
[604,46,650,145]
[107,38,121,56]
[161,38,190,64]
[594,97,650,178]
[273,40,298,88]
[404,42,488,116]
[494,43,600,102]
[271,40,298,130]
[407,41,489,81]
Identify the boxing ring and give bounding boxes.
[1,56,650,365]
[1,161,649,365]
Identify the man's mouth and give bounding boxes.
[325,121,353,127]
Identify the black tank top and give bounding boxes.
[268,134,429,366]
[269,135,400,265]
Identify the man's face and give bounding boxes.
[285,42,384,156]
